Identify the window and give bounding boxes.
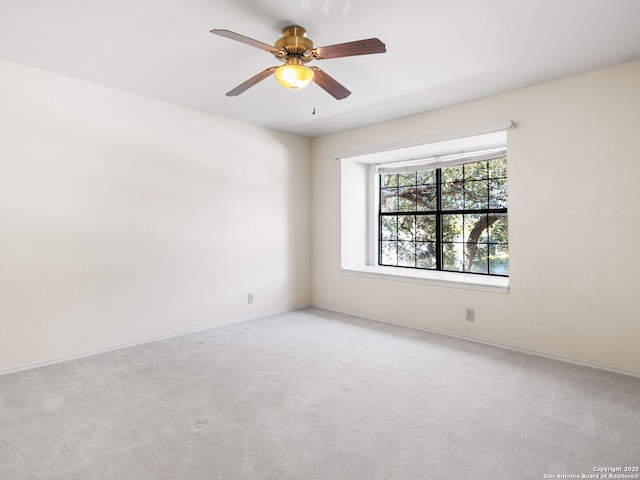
[339,122,514,292]
[378,153,508,276]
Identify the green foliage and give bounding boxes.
[464,180,489,209]
[489,178,507,209]
[415,216,436,241]
[416,184,437,211]
[489,214,508,244]
[465,161,488,181]
[489,157,507,178]
[380,216,397,240]
[442,165,463,182]
[441,182,464,210]
[382,174,398,188]
[417,170,436,185]
[398,173,416,187]
[379,156,509,275]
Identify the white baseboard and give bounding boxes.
[0,303,311,377]
[310,303,640,379]
[5,302,637,379]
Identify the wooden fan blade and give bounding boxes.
[226,67,277,96]
[313,38,386,60]
[210,29,279,54]
[310,67,351,100]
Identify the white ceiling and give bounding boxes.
[1,0,639,138]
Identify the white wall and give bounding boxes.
[311,60,640,374]
[0,59,311,372]
[3,57,639,375]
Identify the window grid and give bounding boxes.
[378,157,508,277]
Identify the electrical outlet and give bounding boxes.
[465,308,475,322]
[247,293,254,304]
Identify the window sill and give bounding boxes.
[341,265,509,294]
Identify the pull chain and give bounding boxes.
[312,79,316,115]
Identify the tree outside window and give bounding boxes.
[379,156,508,276]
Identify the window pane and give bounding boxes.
[380,188,398,212]
[466,243,489,273]
[397,216,415,240]
[380,241,397,265]
[443,242,463,271]
[489,157,507,179]
[442,214,463,242]
[416,184,437,211]
[464,180,489,209]
[398,172,416,187]
[489,178,507,209]
[417,170,436,185]
[378,158,507,277]
[488,214,508,244]
[416,242,436,269]
[441,182,464,210]
[397,186,416,211]
[397,241,416,267]
[380,216,397,240]
[465,160,488,181]
[442,165,463,182]
[464,214,488,243]
[489,244,509,275]
[415,215,436,241]
[382,173,398,187]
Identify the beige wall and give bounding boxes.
[2,57,639,375]
[0,60,311,372]
[311,60,640,374]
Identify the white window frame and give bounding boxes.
[339,121,515,293]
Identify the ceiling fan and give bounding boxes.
[210,26,386,99]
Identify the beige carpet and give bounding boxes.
[1,307,639,479]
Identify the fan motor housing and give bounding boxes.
[275,26,314,61]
